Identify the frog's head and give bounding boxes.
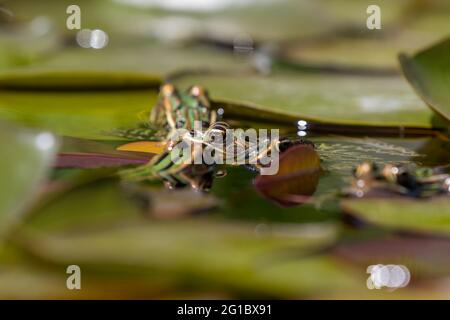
[161,83,177,98]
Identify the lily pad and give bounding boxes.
[400,37,450,123]
[0,121,58,236]
[55,152,149,168]
[174,72,439,128]
[341,197,450,236]
[0,89,158,140]
[282,2,450,71]
[0,70,160,90]
[16,219,353,297]
[254,144,320,206]
[282,36,415,72]
[114,0,334,42]
[334,235,450,279]
[23,178,143,233]
[32,44,252,78]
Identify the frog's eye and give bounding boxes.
[354,161,373,178]
[189,85,209,99]
[189,85,203,97]
[161,84,176,97]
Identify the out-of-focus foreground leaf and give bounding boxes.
[282,2,450,71]
[16,219,360,298]
[7,175,363,298]
[341,197,450,236]
[400,37,450,123]
[334,235,450,280]
[0,121,58,236]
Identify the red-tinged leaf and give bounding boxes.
[254,144,320,207]
[334,236,450,279]
[55,152,150,168]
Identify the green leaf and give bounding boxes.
[341,197,450,236]
[16,220,357,297]
[174,72,440,128]
[14,174,348,297]
[0,70,160,90]
[400,37,450,123]
[0,238,175,299]
[0,121,58,236]
[32,45,251,78]
[0,88,158,140]
[23,178,143,233]
[115,0,333,42]
[282,3,450,71]
[0,44,33,69]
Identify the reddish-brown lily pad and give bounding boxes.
[254,144,320,207]
[56,152,150,168]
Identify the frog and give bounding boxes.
[150,84,217,139]
[119,84,221,190]
[118,84,312,191]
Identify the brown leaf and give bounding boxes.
[254,144,320,207]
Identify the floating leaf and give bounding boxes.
[280,38,401,73]
[15,220,352,297]
[334,235,450,279]
[174,72,440,128]
[0,238,178,299]
[254,144,320,207]
[211,165,339,224]
[55,152,149,168]
[400,37,450,123]
[115,0,334,42]
[341,197,450,236]
[22,178,143,233]
[0,89,158,140]
[33,44,251,78]
[0,70,160,90]
[282,3,450,71]
[0,121,58,236]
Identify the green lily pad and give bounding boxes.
[0,121,58,236]
[16,219,358,297]
[13,172,350,297]
[115,0,334,42]
[174,72,438,128]
[32,44,252,78]
[282,2,450,71]
[0,88,158,140]
[23,177,142,233]
[282,36,416,71]
[0,43,33,69]
[341,197,450,236]
[400,37,450,123]
[0,239,175,299]
[0,70,160,90]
